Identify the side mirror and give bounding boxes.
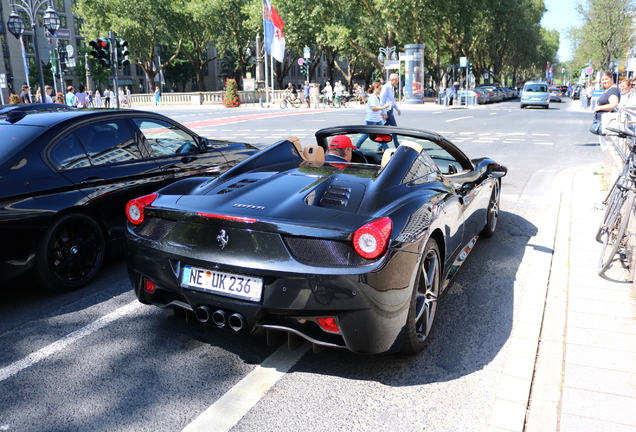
[488,163,508,178]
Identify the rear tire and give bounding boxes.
[400,238,441,354]
[35,213,106,291]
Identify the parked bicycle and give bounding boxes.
[596,120,636,278]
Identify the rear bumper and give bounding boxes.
[126,238,419,354]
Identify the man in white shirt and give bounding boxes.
[380,73,401,146]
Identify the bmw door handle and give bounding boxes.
[79,176,105,184]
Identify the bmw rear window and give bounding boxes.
[0,124,45,166]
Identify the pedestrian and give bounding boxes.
[355,82,391,149]
[19,85,31,103]
[118,87,125,107]
[65,86,76,107]
[125,86,132,107]
[303,81,311,108]
[618,78,635,107]
[74,85,88,108]
[380,73,401,146]
[452,81,459,106]
[593,70,620,151]
[154,86,161,105]
[95,90,102,108]
[104,88,111,108]
[44,85,53,103]
[310,83,319,108]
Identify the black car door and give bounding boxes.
[51,117,167,241]
[130,116,230,180]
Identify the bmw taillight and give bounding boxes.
[125,193,158,225]
[352,217,392,259]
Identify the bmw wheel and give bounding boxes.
[481,178,501,238]
[35,213,106,291]
[401,238,441,354]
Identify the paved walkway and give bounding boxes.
[488,162,636,432]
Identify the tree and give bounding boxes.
[571,0,636,71]
[75,0,182,91]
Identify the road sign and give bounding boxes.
[66,45,74,58]
[385,60,400,69]
[0,74,6,89]
[460,56,468,67]
[297,58,305,65]
[66,59,76,68]
[585,67,593,75]
[243,78,255,92]
[303,46,310,59]
[44,29,71,39]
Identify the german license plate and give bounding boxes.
[181,266,263,302]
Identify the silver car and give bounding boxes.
[520,81,549,109]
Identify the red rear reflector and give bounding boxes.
[144,280,156,293]
[317,317,340,333]
[197,213,257,223]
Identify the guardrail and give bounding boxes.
[130,90,297,106]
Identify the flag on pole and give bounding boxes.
[271,6,285,63]
[262,0,274,54]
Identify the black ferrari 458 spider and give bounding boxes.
[125,125,507,354]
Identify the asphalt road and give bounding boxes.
[0,98,597,432]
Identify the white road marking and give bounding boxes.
[0,301,144,383]
[446,116,473,122]
[535,142,554,145]
[532,133,550,137]
[181,343,310,432]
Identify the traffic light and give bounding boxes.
[300,63,307,75]
[116,38,130,68]
[89,38,110,68]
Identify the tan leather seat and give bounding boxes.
[380,149,397,167]
[399,140,423,153]
[303,145,325,161]
[285,136,304,158]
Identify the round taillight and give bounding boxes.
[125,193,158,225]
[352,217,392,259]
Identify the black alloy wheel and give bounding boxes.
[481,178,501,238]
[401,238,441,354]
[35,213,106,291]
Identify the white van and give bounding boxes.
[520,81,549,109]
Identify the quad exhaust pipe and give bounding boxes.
[195,307,245,331]
[228,313,246,331]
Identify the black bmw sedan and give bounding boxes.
[0,105,256,291]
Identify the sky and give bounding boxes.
[541,0,582,62]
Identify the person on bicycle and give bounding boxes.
[323,81,333,106]
[286,82,297,98]
[334,81,344,105]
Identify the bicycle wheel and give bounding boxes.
[597,176,625,242]
[292,98,301,108]
[598,190,634,276]
[280,99,287,109]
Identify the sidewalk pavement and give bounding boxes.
[488,162,636,432]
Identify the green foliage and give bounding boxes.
[571,0,635,71]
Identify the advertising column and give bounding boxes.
[404,44,424,104]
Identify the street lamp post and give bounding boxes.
[378,46,398,82]
[7,0,61,102]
